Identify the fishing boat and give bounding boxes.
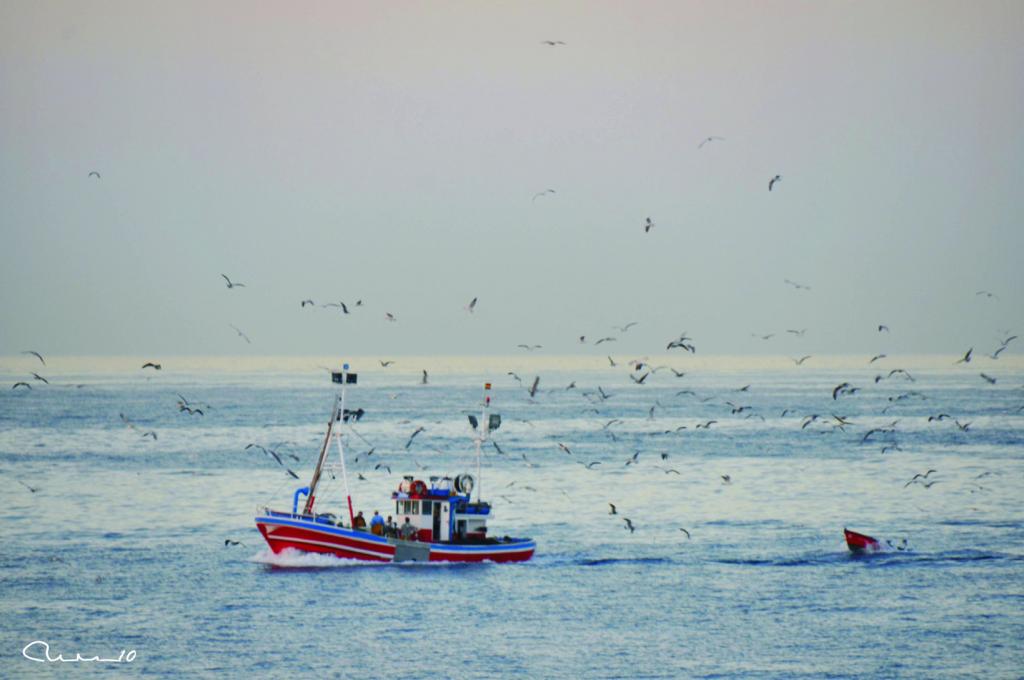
[844,527,881,553]
[255,365,535,563]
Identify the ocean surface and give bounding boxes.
[1,357,1022,678]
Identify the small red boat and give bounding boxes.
[844,528,881,553]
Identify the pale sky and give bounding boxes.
[1,1,1022,358]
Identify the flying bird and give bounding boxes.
[385,312,397,322]
[17,480,39,493]
[323,301,350,314]
[21,350,45,365]
[380,360,395,367]
[300,299,315,307]
[878,325,890,333]
[783,279,810,291]
[623,518,635,533]
[465,297,478,313]
[220,274,245,289]
[608,503,617,515]
[832,382,851,400]
[869,354,887,364]
[532,189,556,201]
[421,370,428,385]
[141,362,162,370]
[405,426,426,449]
[557,443,572,455]
[768,175,782,191]
[229,324,251,344]
[955,348,973,364]
[678,528,691,539]
[528,376,540,398]
[643,217,654,233]
[541,40,566,46]
[31,373,49,384]
[88,171,101,179]
[607,356,617,367]
[793,356,811,365]
[698,136,725,149]
[979,373,996,385]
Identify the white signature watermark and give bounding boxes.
[22,640,137,663]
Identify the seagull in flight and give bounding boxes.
[698,136,725,149]
[31,372,49,384]
[229,324,252,344]
[385,312,397,322]
[405,426,426,449]
[21,350,45,365]
[608,503,618,515]
[541,40,566,46]
[517,344,542,351]
[878,324,890,332]
[323,301,350,314]
[12,382,31,389]
[528,376,540,398]
[220,274,245,289]
[643,217,654,233]
[380,360,395,367]
[783,279,810,291]
[88,171,101,179]
[869,354,887,364]
[141,362,162,370]
[465,297,478,313]
[300,299,315,307]
[793,356,811,365]
[768,175,782,191]
[623,518,635,533]
[532,188,556,201]
[955,347,973,364]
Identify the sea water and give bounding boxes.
[1,358,1022,678]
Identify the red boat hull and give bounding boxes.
[256,513,535,563]
[844,528,881,553]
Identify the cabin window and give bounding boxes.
[421,500,432,516]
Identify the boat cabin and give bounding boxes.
[392,475,491,543]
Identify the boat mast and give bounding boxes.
[302,363,356,526]
[333,366,355,527]
[303,394,338,515]
[475,382,492,503]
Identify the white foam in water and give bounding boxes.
[249,547,373,568]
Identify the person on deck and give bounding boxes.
[352,511,367,531]
[370,511,385,536]
[400,517,417,540]
[385,515,397,537]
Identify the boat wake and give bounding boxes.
[249,548,376,568]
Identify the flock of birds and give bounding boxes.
[8,41,1020,554]
[10,274,1020,549]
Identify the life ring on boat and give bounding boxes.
[454,474,474,495]
[410,480,428,496]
